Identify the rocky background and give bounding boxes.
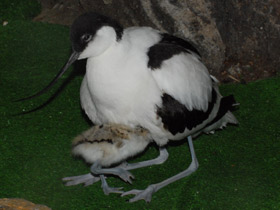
[34,0,279,83]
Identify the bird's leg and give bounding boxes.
[62,173,100,187]
[100,174,124,195]
[90,162,134,195]
[119,147,169,170]
[90,162,134,184]
[62,148,168,187]
[122,136,199,203]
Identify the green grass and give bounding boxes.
[0,0,40,23]
[1,2,280,209]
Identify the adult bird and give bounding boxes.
[19,12,238,202]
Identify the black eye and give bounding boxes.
[81,34,92,42]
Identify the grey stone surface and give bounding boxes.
[34,0,279,81]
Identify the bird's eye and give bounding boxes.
[81,34,92,42]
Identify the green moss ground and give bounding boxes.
[1,2,280,209]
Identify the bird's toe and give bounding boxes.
[103,186,124,195]
[62,173,100,186]
[122,185,156,203]
[117,169,135,184]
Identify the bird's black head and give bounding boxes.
[15,12,123,102]
[70,12,123,53]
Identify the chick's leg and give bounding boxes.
[90,162,135,184]
[122,136,199,203]
[120,147,169,170]
[100,175,124,194]
[90,163,134,195]
[90,147,168,184]
[63,147,167,188]
[62,173,100,186]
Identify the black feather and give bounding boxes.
[205,95,237,127]
[147,33,200,70]
[71,12,123,52]
[157,88,217,135]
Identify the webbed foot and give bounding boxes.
[90,163,135,184]
[121,184,157,203]
[100,175,124,195]
[62,173,100,186]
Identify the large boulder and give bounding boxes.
[34,0,279,81]
[0,198,51,210]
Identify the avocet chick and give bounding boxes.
[63,124,168,195]
[72,124,151,167]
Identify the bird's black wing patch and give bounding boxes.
[157,88,217,135]
[161,33,200,56]
[147,33,200,70]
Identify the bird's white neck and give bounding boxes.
[79,26,118,59]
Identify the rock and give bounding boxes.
[134,0,225,75]
[34,0,279,82]
[33,0,225,75]
[209,0,279,81]
[0,198,51,210]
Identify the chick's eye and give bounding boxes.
[81,34,92,42]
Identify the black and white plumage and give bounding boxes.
[21,12,238,202]
[73,13,237,144]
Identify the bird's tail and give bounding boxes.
[202,94,239,134]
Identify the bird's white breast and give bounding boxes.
[80,27,166,139]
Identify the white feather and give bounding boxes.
[79,26,117,59]
[79,26,228,145]
[151,53,212,111]
[72,125,152,166]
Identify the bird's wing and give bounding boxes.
[148,34,217,135]
[149,33,213,112]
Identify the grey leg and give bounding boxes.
[122,136,199,203]
[97,148,168,195]
[63,148,169,190]
[100,175,124,195]
[90,147,168,183]
[90,162,135,184]
[62,173,100,186]
[120,147,169,170]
